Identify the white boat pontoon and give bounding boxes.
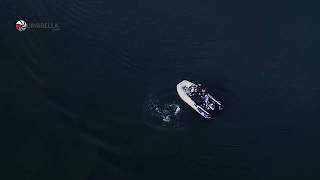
[176,80,223,119]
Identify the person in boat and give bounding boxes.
[194,84,202,96]
[203,94,210,104]
[197,84,202,92]
[189,85,197,96]
[200,93,210,110]
[194,90,203,104]
[190,83,202,96]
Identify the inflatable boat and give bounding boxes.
[176,80,223,119]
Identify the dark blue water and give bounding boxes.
[2,0,320,179]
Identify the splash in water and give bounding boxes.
[147,95,181,122]
[143,93,182,129]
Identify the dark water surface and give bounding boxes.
[2,0,320,179]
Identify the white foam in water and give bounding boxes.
[162,115,171,122]
[144,94,182,128]
[174,106,181,115]
[150,103,181,122]
[160,103,181,122]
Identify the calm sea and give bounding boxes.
[2,0,320,179]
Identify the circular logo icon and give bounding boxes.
[16,20,27,31]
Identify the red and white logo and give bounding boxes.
[16,20,28,31]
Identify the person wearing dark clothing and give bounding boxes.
[197,84,202,92]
